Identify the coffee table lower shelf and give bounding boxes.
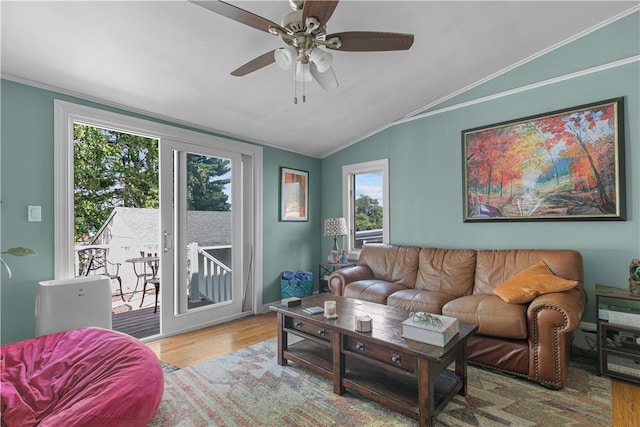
[344,363,462,420]
[283,339,333,380]
[284,337,463,423]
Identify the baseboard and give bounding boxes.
[261,301,277,314]
[261,291,324,314]
[579,321,597,332]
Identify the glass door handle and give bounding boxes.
[163,231,173,253]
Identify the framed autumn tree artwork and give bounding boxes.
[462,98,625,222]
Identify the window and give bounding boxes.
[342,159,389,257]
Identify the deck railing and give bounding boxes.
[187,243,232,304]
[73,243,233,307]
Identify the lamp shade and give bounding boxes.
[295,61,312,82]
[274,46,297,71]
[309,47,333,73]
[324,217,347,237]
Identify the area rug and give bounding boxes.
[149,338,611,426]
[161,360,180,374]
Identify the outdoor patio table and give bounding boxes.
[126,256,159,301]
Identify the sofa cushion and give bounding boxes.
[443,295,528,339]
[415,248,476,297]
[344,280,407,304]
[473,249,584,295]
[493,261,579,303]
[387,289,457,314]
[358,245,420,288]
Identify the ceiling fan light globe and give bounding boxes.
[274,46,296,70]
[309,48,333,73]
[295,62,313,82]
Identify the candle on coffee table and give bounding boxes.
[324,300,337,318]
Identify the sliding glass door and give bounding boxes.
[56,101,263,339]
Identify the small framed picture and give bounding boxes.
[280,167,308,221]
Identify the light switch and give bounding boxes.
[28,205,41,222]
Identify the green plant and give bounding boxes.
[0,247,38,278]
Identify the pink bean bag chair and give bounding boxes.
[1,327,163,426]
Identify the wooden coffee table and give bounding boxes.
[270,294,478,427]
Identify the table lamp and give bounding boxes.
[324,217,348,262]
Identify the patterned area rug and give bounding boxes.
[150,338,611,426]
[160,361,179,374]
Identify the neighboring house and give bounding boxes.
[92,207,160,256]
[83,207,231,295]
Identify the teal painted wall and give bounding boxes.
[0,80,320,345]
[262,146,321,303]
[321,12,640,324]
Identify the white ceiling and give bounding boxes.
[2,1,637,158]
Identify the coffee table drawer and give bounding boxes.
[344,336,415,372]
[286,316,333,342]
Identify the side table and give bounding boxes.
[319,262,355,293]
[595,283,640,384]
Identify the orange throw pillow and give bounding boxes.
[493,261,578,303]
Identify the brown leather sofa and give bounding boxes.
[328,245,585,389]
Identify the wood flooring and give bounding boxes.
[146,312,639,426]
[145,312,277,368]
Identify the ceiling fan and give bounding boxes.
[190,0,414,102]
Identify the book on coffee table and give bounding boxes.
[302,306,324,315]
[402,313,459,347]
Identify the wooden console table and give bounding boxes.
[270,294,477,426]
[595,283,640,384]
[318,262,355,293]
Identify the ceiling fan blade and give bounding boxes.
[230,50,276,76]
[190,0,286,34]
[325,31,414,51]
[310,63,338,91]
[303,0,340,28]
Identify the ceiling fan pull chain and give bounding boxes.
[294,68,298,104]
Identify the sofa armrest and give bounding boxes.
[527,287,586,333]
[526,287,586,388]
[328,266,374,296]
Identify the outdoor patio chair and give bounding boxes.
[78,247,124,302]
[141,278,160,313]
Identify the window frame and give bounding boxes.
[342,159,389,259]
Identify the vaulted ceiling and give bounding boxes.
[2,1,637,158]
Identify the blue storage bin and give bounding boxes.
[281,271,314,298]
